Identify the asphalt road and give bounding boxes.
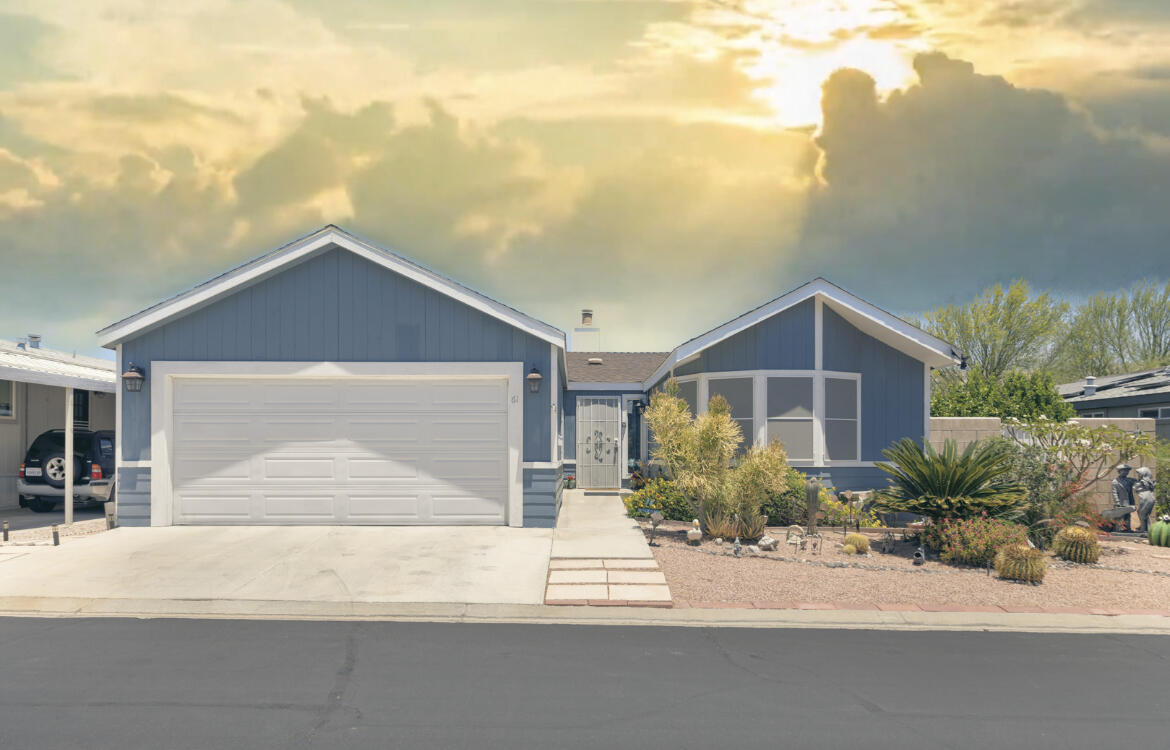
[0,618,1165,749]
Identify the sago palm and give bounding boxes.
[874,438,1026,520]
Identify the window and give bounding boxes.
[1139,407,1170,419]
[676,380,698,417]
[73,390,90,429]
[708,377,753,449]
[1084,410,1107,418]
[0,380,12,419]
[824,377,859,461]
[767,376,814,462]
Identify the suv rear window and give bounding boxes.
[30,432,94,453]
[97,437,114,459]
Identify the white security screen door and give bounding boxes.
[576,396,621,489]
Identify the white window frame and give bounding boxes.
[670,369,867,467]
[0,379,15,421]
[1137,407,1170,419]
[1084,410,1107,419]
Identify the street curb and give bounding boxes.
[0,596,1169,634]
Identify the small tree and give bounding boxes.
[643,379,789,538]
[1003,418,1157,498]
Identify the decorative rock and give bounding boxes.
[758,535,778,551]
[686,519,703,546]
[747,545,761,556]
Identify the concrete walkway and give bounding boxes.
[0,525,553,605]
[546,490,671,604]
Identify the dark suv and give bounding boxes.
[18,429,115,513]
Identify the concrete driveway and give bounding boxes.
[0,525,553,605]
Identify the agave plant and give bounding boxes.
[874,438,1026,520]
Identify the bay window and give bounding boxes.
[767,376,814,462]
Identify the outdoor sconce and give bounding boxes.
[526,367,543,393]
[122,363,145,393]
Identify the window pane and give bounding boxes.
[734,418,753,449]
[767,419,813,460]
[825,377,857,420]
[0,380,11,417]
[1139,409,1158,419]
[676,380,697,417]
[826,419,858,461]
[767,377,812,419]
[709,377,753,419]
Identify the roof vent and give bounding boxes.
[581,309,593,326]
[27,334,41,349]
[587,357,603,365]
[1083,375,1096,396]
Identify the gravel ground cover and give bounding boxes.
[1,518,108,545]
[642,521,1170,609]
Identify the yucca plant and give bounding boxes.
[874,438,1026,520]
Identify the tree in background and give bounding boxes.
[931,369,1074,421]
[1052,280,1170,380]
[919,280,1067,378]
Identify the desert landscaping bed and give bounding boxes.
[641,521,1170,611]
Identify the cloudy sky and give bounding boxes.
[0,0,1168,355]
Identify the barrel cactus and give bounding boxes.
[842,544,857,555]
[995,544,1047,584]
[1150,516,1170,548]
[844,533,869,554]
[1053,526,1100,564]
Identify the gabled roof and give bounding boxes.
[566,352,668,384]
[0,339,115,392]
[97,225,566,349]
[643,277,961,388]
[1059,367,1170,405]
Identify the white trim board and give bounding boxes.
[99,226,567,350]
[643,278,960,389]
[566,382,647,391]
[149,361,525,528]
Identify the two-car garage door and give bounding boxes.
[169,376,509,525]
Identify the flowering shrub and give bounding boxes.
[819,492,885,528]
[623,478,693,521]
[922,515,1028,566]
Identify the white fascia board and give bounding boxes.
[0,366,116,393]
[98,227,567,350]
[566,382,647,391]
[641,279,959,388]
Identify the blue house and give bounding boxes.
[99,226,959,528]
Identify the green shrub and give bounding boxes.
[922,516,1028,566]
[819,492,885,528]
[760,468,807,525]
[624,478,693,521]
[874,438,1026,520]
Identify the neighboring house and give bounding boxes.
[0,337,116,509]
[99,226,960,529]
[1059,368,1170,442]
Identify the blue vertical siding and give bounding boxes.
[821,305,924,460]
[118,244,558,527]
[699,298,815,372]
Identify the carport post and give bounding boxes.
[64,386,73,527]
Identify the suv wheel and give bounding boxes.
[41,453,81,490]
[28,498,57,513]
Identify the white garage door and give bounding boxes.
[170,377,508,525]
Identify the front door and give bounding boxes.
[576,396,620,489]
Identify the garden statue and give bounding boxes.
[805,476,822,536]
[1101,464,1139,530]
[1111,464,1136,509]
[732,537,742,557]
[687,519,703,546]
[1135,467,1157,534]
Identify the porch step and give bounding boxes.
[544,557,673,607]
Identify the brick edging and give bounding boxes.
[670,601,1170,616]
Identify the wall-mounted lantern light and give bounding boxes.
[526,367,543,394]
[122,363,145,393]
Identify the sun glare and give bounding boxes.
[698,0,928,127]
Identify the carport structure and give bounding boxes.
[0,337,116,523]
